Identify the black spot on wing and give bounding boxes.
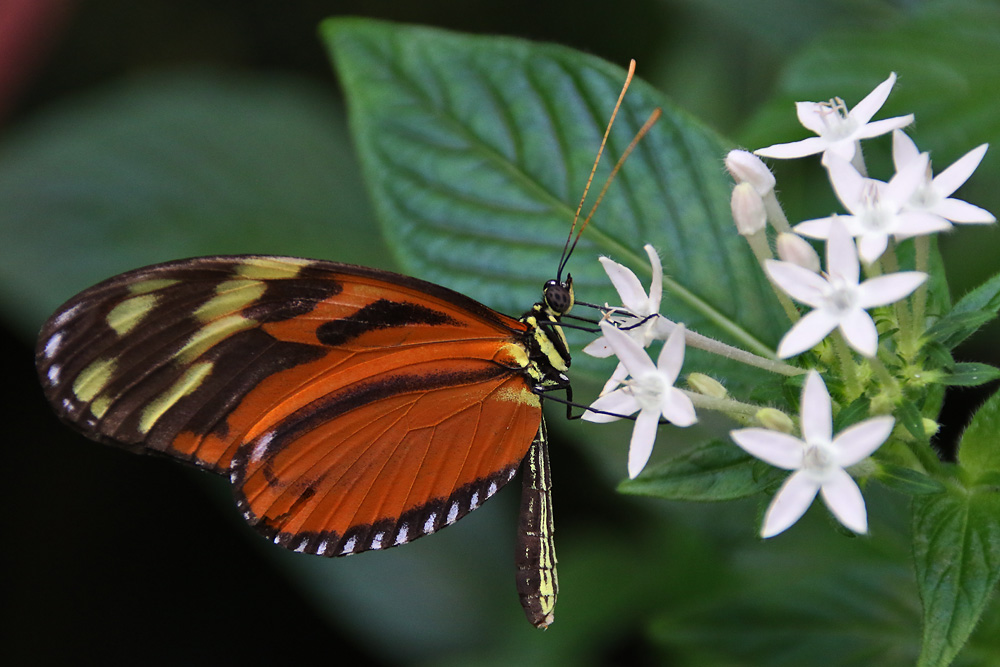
[315,299,461,347]
[241,277,343,323]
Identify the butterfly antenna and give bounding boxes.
[557,59,636,281]
[561,107,662,269]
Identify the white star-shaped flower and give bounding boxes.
[755,72,913,162]
[583,244,667,394]
[765,219,926,358]
[892,130,996,225]
[730,371,894,537]
[583,321,697,479]
[794,153,954,263]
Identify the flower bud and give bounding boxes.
[923,418,939,438]
[731,183,766,236]
[687,372,727,399]
[725,149,776,195]
[755,407,794,434]
[776,232,821,272]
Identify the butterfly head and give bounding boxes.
[542,275,574,317]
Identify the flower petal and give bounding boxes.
[598,361,629,396]
[762,471,820,538]
[933,198,995,224]
[848,72,896,126]
[856,271,926,308]
[819,468,868,534]
[599,257,649,314]
[795,101,831,136]
[583,388,638,423]
[730,428,804,470]
[628,408,660,478]
[655,323,686,384]
[840,308,878,357]
[884,151,928,205]
[800,371,833,445]
[825,155,866,212]
[855,114,914,139]
[662,387,697,427]
[793,216,835,239]
[643,244,663,311]
[933,143,988,198]
[892,129,920,171]
[839,308,879,357]
[600,321,657,377]
[857,233,889,264]
[764,259,829,307]
[582,335,613,358]
[832,416,894,466]
[826,219,860,285]
[890,211,953,239]
[777,309,839,358]
[755,136,829,159]
[824,139,860,162]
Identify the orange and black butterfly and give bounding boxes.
[34,62,657,629]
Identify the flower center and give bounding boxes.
[909,180,939,210]
[818,98,854,139]
[857,182,896,233]
[801,440,836,480]
[633,372,666,411]
[822,276,857,315]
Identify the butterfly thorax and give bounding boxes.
[518,277,573,391]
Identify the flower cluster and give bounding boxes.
[583,72,994,538]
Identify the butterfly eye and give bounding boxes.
[543,278,574,315]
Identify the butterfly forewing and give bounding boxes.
[37,255,542,555]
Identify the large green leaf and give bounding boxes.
[958,388,1000,483]
[0,70,380,340]
[912,481,1000,667]
[620,438,784,502]
[323,18,789,389]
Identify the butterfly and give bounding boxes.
[34,61,658,629]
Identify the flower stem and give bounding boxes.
[911,235,930,338]
[746,233,800,323]
[869,355,898,394]
[677,325,803,376]
[831,329,862,400]
[762,191,792,233]
[682,389,769,423]
[881,241,915,339]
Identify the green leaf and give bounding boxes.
[835,396,873,432]
[878,464,946,496]
[925,311,997,350]
[929,273,1000,349]
[958,388,1000,480]
[912,484,1000,667]
[899,400,929,443]
[934,363,1000,387]
[0,70,380,340]
[619,439,784,502]
[322,18,787,388]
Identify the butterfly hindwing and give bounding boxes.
[230,349,541,555]
[37,255,543,554]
